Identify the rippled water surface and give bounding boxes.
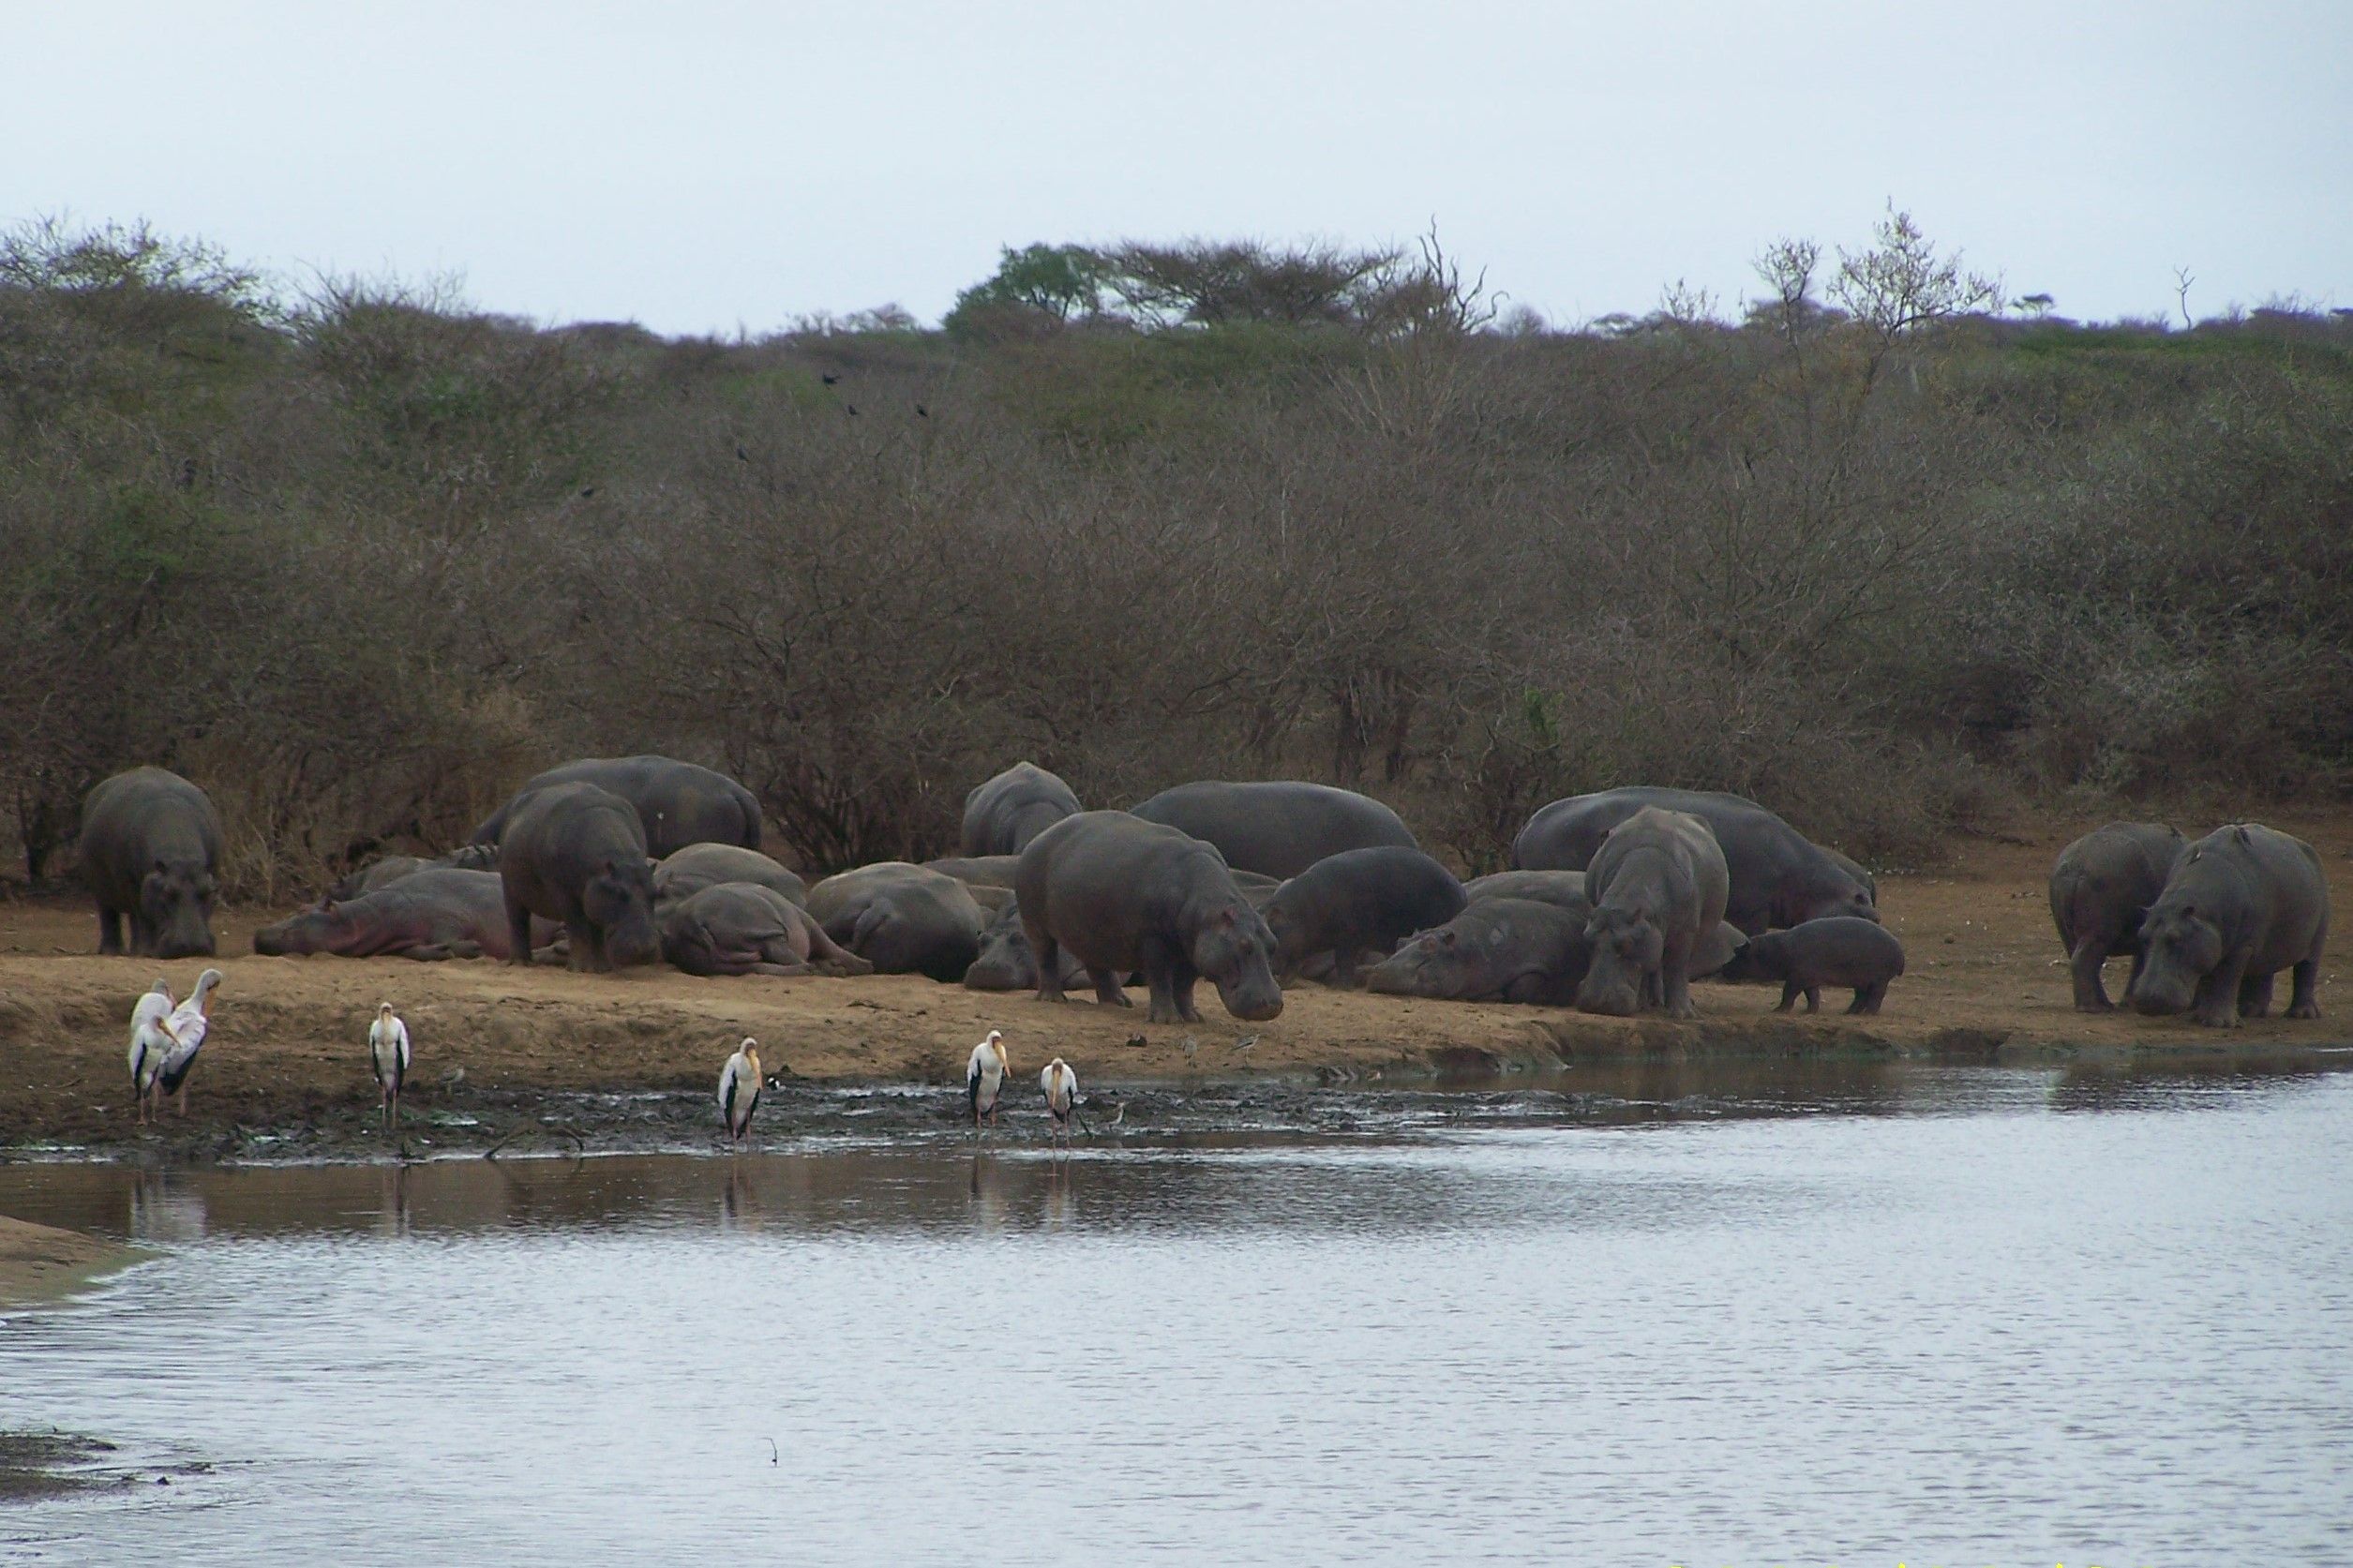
[6,1056,2352,1565]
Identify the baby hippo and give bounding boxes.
[1742,917,1906,1015]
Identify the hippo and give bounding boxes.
[1015,811,1284,1024]
[2048,823,2187,1011]
[1576,807,1731,1018]
[960,762,1082,857]
[1512,786,1872,935]
[1823,847,1877,906]
[2127,824,2329,1027]
[256,869,562,961]
[652,844,807,911]
[1128,780,1416,880]
[659,883,872,978]
[79,767,224,959]
[472,755,762,859]
[964,892,1094,993]
[1462,870,1590,916]
[1737,917,1906,1014]
[1364,898,1594,1005]
[922,854,1027,890]
[1261,847,1467,987]
[804,862,986,982]
[322,844,501,904]
[497,783,661,971]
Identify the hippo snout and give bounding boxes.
[1217,974,1286,1022]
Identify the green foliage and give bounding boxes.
[944,244,1110,335]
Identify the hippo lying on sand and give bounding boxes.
[2127,823,2329,1027]
[256,869,562,961]
[324,844,501,904]
[652,844,807,911]
[805,862,986,982]
[1462,870,1589,915]
[1016,811,1283,1024]
[2048,823,2185,1012]
[1364,898,1593,1005]
[964,892,1093,993]
[660,884,871,978]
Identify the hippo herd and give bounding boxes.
[68,755,2331,1031]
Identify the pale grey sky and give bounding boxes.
[7,1,2348,333]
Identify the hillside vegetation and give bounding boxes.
[3,216,2348,895]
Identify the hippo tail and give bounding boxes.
[468,803,508,847]
[731,782,764,851]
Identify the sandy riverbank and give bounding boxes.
[1,812,2346,1159]
[0,1214,140,1304]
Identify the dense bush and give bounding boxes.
[4,215,2347,897]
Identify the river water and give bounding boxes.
[4,1056,2350,1566]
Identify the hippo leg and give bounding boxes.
[505,897,536,967]
[565,918,605,973]
[1032,930,1069,1003]
[1140,939,1185,1024]
[2069,936,2118,1012]
[1662,941,1699,1019]
[1087,966,1130,1008]
[404,944,458,962]
[98,906,126,955]
[1848,983,1886,1016]
[1170,965,1204,1024]
[2238,971,2275,1020]
[1330,948,1361,989]
[1776,980,1801,1013]
[1801,985,1822,1013]
[2192,955,2248,1028]
[2288,955,2322,1019]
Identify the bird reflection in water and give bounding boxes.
[374,1163,412,1240]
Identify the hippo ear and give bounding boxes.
[152,858,167,874]
[1215,907,1237,929]
[1439,930,1458,948]
[2231,825,2251,846]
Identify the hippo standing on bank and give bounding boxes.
[472,755,762,860]
[960,762,1082,858]
[1738,917,1906,1014]
[1576,807,1731,1018]
[1364,898,1595,1005]
[804,862,986,982]
[1016,812,1283,1024]
[2127,824,2329,1027]
[1128,781,1416,881]
[1260,847,1467,987]
[498,783,660,971]
[1513,786,1871,935]
[2048,823,2187,1012]
[256,869,562,961]
[652,844,808,911]
[79,767,224,959]
[660,884,872,978]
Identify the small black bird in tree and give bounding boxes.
[916,404,929,418]
[736,444,749,461]
[821,372,839,385]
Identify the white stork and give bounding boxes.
[127,979,176,1127]
[1040,1057,1078,1146]
[967,1029,1010,1133]
[719,1038,762,1147]
[368,1003,412,1131]
[155,968,223,1118]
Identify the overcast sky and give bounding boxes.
[7,1,2347,334]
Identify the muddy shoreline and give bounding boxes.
[4,814,2347,1164]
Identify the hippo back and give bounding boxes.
[476,754,761,859]
[652,843,807,910]
[1128,781,1416,880]
[960,762,1083,858]
[805,862,984,981]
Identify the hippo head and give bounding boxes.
[1192,903,1284,1023]
[1365,923,1481,998]
[253,900,359,956]
[1258,901,1310,982]
[963,906,1040,993]
[1718,930,1788,983]
[1576,906,1662,1017]
[2128,899,2222,1016]
[584,857,660,969]
[142,857,219,959]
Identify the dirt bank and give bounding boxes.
[2,812,2346,1158]
[0,1214,139,1303]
